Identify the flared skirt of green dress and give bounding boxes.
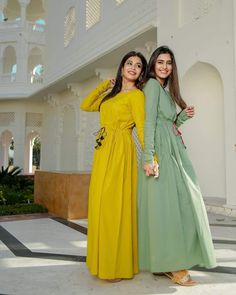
[138,121,217,272]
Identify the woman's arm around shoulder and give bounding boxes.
[175,106,195,127]
[80,79,111,112]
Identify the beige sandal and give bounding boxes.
[164,270,197,286]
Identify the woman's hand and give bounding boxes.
[185,106,195,118]
[143,163,159,177]
[110,79,116,87]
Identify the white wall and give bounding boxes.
[45,0,157,85]
[40,77,101,172]
[157,0,236,206]
[181,62,225,199]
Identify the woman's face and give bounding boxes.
[154,53,172,85]
[122,56,143,82]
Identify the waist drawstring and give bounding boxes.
[173,123,186,148]
[93,127,107,149]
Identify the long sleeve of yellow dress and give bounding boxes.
[129,90,145,149]
[80,80,111,112]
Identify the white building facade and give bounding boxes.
[0,0,236,208]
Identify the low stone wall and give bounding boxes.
[34,171,90,220]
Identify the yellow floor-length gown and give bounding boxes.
[80,80,144,279]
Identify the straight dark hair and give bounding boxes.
[101,51,147,105]
[147,46,187,110]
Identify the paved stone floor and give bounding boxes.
[0,212,235,295]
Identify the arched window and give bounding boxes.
[3,46,16,74]
[11,64,17,82]
[27,132,41,173]
[33,18,46,32]
[33,64,43,76]
[30,64,43,84]
[0,130,14,168]
[0,11,7,22]
[28,47,44,84]
[32,136,41,170]
[3,0,20,21]
[9,138,14,166]
[26,0,45,22]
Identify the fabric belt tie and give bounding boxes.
[94,127,107,149]
[173,123,186,148]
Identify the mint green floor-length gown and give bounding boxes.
[138,78,217,272]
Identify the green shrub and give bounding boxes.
[0,165,34,205]
[0,166,43,215]
[0,166,22,183]
[0,203,48,216]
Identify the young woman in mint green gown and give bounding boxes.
[138,46,217,286]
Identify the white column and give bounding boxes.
[226,0,236,207]
[28,138,33,173]
[67,83,86,171]
[0,143,3,167]
[0,48,4,77]
[14,111,26,172]
[0,0,7,21]
[16,0,30,83]
[16,34,28,83]
[18,0,30,27]
[42,93,61,171]
[77,104,87,171]
[2,143,8,167]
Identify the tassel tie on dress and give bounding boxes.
[173,123,186,148]
[94,127,107,149]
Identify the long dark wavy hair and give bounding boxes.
[100,51,147,106]
[147,46,187,110]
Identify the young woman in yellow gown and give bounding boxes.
[80,51,147,281]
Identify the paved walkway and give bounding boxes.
[0,212,235,295]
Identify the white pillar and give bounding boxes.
[226,0,236,207]
[0,143,3,167]
[19,0,30,28]
[2,143,8,167]
[67,83,86,171]
[14,110,26,172]
[76,105,87,171]
[0,0,7,21]
[0,1,6,76]
[42,93,61,171]
[16,31,29,83]
[16,0,30,83]
[28,138,33,173]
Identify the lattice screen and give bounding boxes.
[64,7,76,47]
[0,112,15,126]
[86,0,101,30]
[26,113,43,127]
